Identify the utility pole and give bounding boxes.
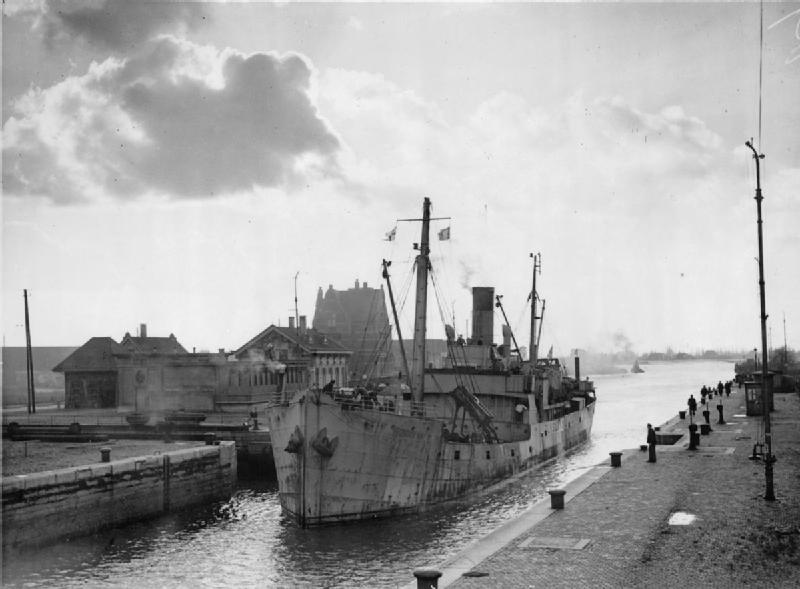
[294,272,300,337]
[24,289,36,414]
[746,139,774,501]
[783,313,788,366]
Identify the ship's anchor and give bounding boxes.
[311,427,339,458]
[284,425,304,454]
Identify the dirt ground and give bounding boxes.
[2,439,205,476]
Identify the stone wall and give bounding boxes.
[2,442,236,550]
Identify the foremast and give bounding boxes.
[410,197,432,406]
[529,253,541,366]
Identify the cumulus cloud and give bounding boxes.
[3,36,341,202]
[40,0,208,51]
[318,68,729,218]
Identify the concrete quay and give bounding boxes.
[411,386,800,588]
[2,406,274,477]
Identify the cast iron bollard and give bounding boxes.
[548,489,566,509]
[609,452,622,467]
[100,447,111,462]
[700,423,711,435]
[702,410,710,425]
[679,410,686,419]
[688,423,698,450]
[717,404,725,425]
[413,568,442,589]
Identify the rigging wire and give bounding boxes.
[430,267,482,397]
[352,290,380,379]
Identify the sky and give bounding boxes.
[2,0,799,358]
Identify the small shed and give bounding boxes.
[744,380,774,416]
[53,337,126,409]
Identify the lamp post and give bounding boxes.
[746,139,774,501]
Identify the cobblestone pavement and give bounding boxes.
[442,387,800,588]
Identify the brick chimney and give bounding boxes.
[140,323,147,338]
[299,315,307,333]
[289,316,296,329]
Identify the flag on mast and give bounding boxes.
[438,226,450,240]
[385,226,397,241]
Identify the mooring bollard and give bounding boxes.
[679,410,686,419]
[717,404,725,425]
[548,489,566,509]
[413,568,442,589]
[688,423,699,450]
[609,452,622,467]
[100,447,111,463]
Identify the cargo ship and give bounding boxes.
[266,198,595,527]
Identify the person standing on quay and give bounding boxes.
[647,423,657,463]
[688,394,698,417]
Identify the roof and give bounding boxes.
[119,333,188,355]
[52,338,126,372]
[234,324,350,357]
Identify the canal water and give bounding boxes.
[3,360,735,588]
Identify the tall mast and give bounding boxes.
[382,259,411,383]
[746,138,774,501]
[538,298,546,353]
[528,253,541,364]
[410,198,432,405]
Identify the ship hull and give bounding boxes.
[267,391,595,527]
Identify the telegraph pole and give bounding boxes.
[294,272,300,336]
[746,139,774,501]
[24,289,36,414]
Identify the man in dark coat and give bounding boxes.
[687,394,698,417]
[647,423,657,463]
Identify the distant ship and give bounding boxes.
[266,198,596,527]
[631,359,645,373]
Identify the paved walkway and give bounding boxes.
[412,385,800,588]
